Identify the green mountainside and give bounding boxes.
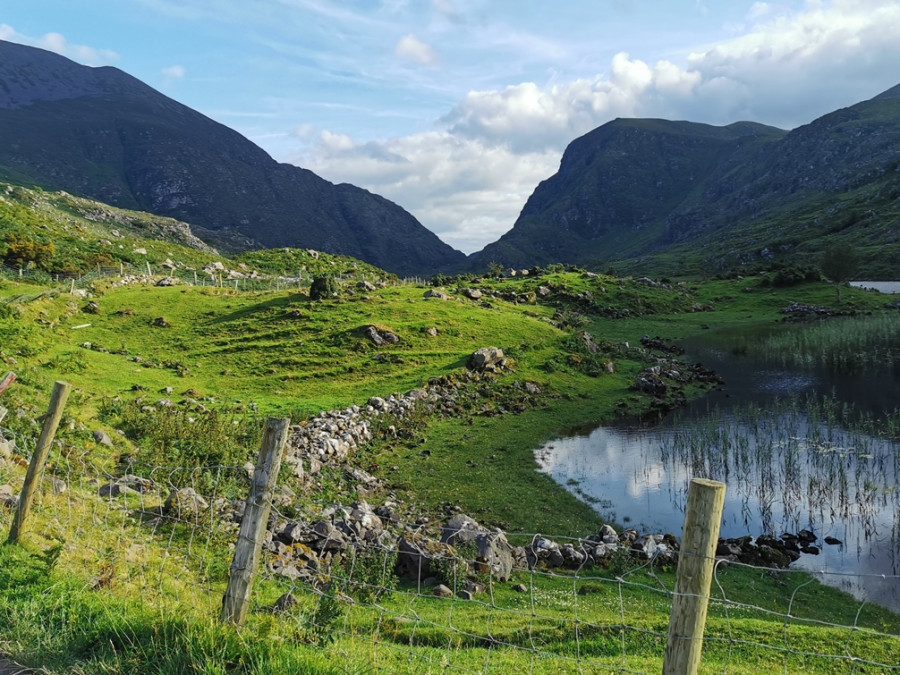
[0,40,465,277]
[473,88,900,278]
[2,167,900,673]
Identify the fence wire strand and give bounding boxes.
[1,429,900,673]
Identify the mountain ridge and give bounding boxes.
[472,85,900,277]
[0,40,465,276]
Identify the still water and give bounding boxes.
[850,281,900,294]
[537,324,900,609]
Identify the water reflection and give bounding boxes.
[536,325,900,610]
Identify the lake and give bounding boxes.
[850,281,900,294]
[537,319,900,610]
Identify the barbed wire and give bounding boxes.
[2,439,900,672]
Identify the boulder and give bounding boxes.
[467,347,505,371]
[433,584,453,598]
[423,289,451,300]
[441,514,514,582]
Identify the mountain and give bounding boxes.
[473,87,900,278]
[0,40,465,276]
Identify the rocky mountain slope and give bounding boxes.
[0,40,465,276]
[473,86,900,277]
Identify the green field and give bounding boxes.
[2,184,899,672]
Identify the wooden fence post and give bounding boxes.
[0,372,16,397]
[663,478,726,675]
[7,381,72,544]
[220,417,291,625]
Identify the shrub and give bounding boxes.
[309,275,338,300]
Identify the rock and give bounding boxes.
[797,529,817,544]
[433,584,453,598]
[537,286,552,297]
[0,484,17,508]
[357,280,376,292]
[0,437,14,459]
[99,482,138,498]
[579,331,600,354]
[824,536,843,545]
[152,317,170,328]
[272,592,298,613]
[512,583,528,593]
[363,325,400,346]
[43,476,67,494]
[92,430,113,446]
[441,514,514,581]
[462,288,483,300]
[599,524,618,545]
[423,289,451,300]
[425,327,438,337]
[164,488,209,516]
[457,589,474,600]
[467,347,505,371]
[155,277,179,287]
[83,301,100,314]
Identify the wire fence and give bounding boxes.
[2,416,900,674]
[0,259,431,299]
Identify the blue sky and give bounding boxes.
[3,1,899,253]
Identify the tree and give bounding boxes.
[821,244,860,303]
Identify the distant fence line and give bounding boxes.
[0,259,435,300]
[2,393,900,673]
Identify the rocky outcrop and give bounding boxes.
[467,347,506,372]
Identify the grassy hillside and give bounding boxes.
[2,187,899,672]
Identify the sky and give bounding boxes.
[2,1,899,254]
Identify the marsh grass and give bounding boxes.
[658,395,900,543]
[740,312,900,372]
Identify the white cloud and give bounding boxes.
[161,64,186,83]
[0,25,118,66]
[36,31,118,65]
[395,34,438,66]
[299,130,557,252]
[290,1,900,253]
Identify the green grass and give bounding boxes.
[3,243,900,672]
[2,536,898,674]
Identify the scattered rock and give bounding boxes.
[423,289,451,300]
[164,488,209,516]
[272,592,298,613]
[93,430,113,447]
[462,288,483,300]
[433,584,453,598]
[363,325,400,346]
[0,484,17,508]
